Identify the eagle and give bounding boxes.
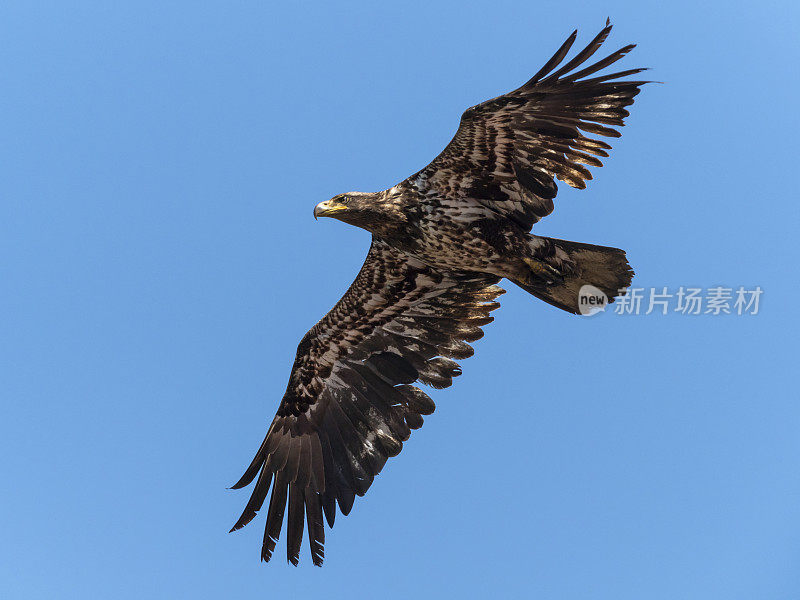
[230,20,648,565]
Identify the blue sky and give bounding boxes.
[2,1,799,598]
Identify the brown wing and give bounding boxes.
[406,20,649,231]
[230,238,504,565]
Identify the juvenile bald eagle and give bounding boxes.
[231,21,648,565]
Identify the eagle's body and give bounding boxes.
[349,184,533,278]
[231,22,648,566]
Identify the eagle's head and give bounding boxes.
[313,191,404,235]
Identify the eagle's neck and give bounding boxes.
[356,188,411,239]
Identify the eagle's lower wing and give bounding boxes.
[230,238,504,565]
[405,20,648,232]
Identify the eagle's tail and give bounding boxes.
[511,236,634,314]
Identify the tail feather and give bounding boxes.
[513,236,634,314]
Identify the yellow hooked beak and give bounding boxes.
[313,200,348,220]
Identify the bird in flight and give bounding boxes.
[230,20,648,566]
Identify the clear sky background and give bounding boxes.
[2,1,799,598]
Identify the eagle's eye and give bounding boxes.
[339,196,349,205]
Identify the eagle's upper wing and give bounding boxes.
[230,238,504,565]
[405,21,648,231]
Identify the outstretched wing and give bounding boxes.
[230,238,504,565]
[405,20,648,231]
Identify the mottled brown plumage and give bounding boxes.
[231,20,648,565]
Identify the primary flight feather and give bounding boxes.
[231,20,648,565]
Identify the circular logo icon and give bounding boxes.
[577,284,609,316]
